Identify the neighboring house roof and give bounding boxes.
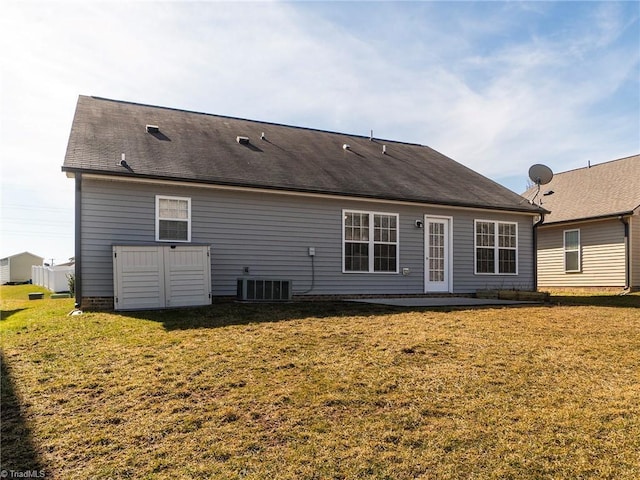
[62,96,542,214]
[523,155,640,225]
[0,251,44,261]
[55,261,75,267]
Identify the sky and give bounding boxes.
[1,1,638,265]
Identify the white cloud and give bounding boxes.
[399,3,640,179]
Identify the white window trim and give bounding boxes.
[155,195,192,242]
[563,228,581,273]
[342,209,399,274]
[474,219,518,275]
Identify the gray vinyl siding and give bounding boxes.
[537,219,626,288]
[80,178,535,297]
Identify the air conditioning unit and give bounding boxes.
[237,278,292,301]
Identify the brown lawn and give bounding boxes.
[1,285,639,479]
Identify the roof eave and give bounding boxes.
[540,211,635,227]
[61,166,545,215]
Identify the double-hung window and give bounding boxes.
[343,210,398,273]
[564,229,580,272]
[156,195,191,242]
[475,220,517,274]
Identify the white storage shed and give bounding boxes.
[0,252,44,284]
[112,244,211,310]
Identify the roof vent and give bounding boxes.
[382,145,387,155]
[343,144,350,150]
[261,132,266,140]
[237,136,250,145]
[146,125,159,134]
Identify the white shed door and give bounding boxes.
[164,246,211,308]
[113,246,165,310]
[113,245,211,311]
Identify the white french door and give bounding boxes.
[424,216,452,293]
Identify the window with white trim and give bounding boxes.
[564,229,580,272]
[343,210,398,273]
[156,195,191,242]
[475,220,517,274]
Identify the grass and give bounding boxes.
[1,285,639,479]
[545,288,640,307]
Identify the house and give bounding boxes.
[0,252,44,285]
[62,95,544,310]
[525,155,640,291]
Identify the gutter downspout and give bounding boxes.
[74,173,82,309]
[619,215,630,291]
[533,213,545,291]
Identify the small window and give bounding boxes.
[475,220,518,274]
[564,229,580,273]
[343,210,398,273]
[156,196,191,242]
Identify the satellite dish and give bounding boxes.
[528,164,554,185]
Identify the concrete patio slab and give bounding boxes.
[347,297,540,307]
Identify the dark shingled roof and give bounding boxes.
[523,155,640,224]
[63,96,542,214]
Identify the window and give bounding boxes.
[475,220,517,274]
[156,195,191,242]
[343,210,398,273]
[564,229,580,272]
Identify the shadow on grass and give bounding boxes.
[0,351,46,472]
[122,294,638,330]
[127,301,419,330]
[0,308,27,320]
[550,294,640,308]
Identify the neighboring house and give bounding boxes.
[62,96,544,310]
[0,251,44,285]
[525,155,640,291]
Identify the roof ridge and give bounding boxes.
[1,251,43,259]
[555,153,639,176]
[83,95,425,147]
